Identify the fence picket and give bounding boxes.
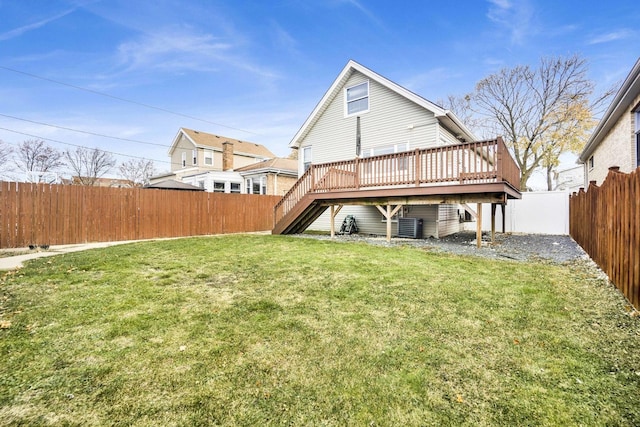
[570,167,640,311]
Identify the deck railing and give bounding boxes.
[274,137,520,226]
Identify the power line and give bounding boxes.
[0,113,171,148]
[0,65,259,135]
[0,126,177,167]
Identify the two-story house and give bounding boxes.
[579,58,640,186]
[283,60,491,239]
[150,128,297,195]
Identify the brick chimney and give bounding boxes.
[222,141,234,171]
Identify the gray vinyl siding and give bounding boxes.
[437,204,462,237]
[300,71,439,167]
[309,204,440,238]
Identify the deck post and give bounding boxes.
[501,204,506,233]
[330,205,335,239]
[330,205,343,239]
[386,204,392,243]
[491,203,496,244]
[476,202,482,248]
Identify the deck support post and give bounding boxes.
[375,204,403,244]
[329,205,343,239]
[491,203,497,244]
[476,202,482,248]
[501,204,506,233]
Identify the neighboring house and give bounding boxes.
[235,158,298,196]
[288,60,479,238]
[579,57,640,185]
[150,128,298,195]
[554,165,584,192]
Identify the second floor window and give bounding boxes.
[181,152,186,168]
[192,150,197,165]
[345,81,369,116]
[204,150,213,165]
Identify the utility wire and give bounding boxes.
[0,126,177,167]
[0,113,171,148]
[0,65,259,135]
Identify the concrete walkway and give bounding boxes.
[0,241,141,271]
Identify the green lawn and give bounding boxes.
[1,235,639,426]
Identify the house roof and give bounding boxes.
[169,128,275,158]
[579,57,640,162]
[144,179,205,191]
[234,158,298,175]
[289,60,477,148]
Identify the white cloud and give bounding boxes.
[340,0,387,31]
[0,8,77,41]
[588,29,634,45]
[113,26,279,80]
[486,0,535,45]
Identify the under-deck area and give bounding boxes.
[273,137,522,247]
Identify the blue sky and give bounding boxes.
[0,0,637,182]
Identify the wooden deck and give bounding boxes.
[273,137,521,238]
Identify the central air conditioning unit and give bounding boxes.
[397,217,423,239]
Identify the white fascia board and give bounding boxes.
[167,128,196,156]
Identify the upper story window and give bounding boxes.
[345,81,369,116]
[192,150,197,165]
[181,152,186,168]
[204,150,213,165]
[303,146,312,171]
[588,156,594,170]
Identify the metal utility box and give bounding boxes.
[397,218,423,239]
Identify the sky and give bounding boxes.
[0,0,637,187]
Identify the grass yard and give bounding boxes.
[1,235,639,426]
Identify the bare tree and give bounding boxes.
[0,140,13,178]
[64,147,116,186]
[13,139,64,183]
[471,55,601,191]
[118,158,155,187]
[437,94,484,137]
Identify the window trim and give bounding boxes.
[344,81,370,117]
[588,155,594,170]
[192,149,197,166]
[213,181,226,193]
[302,146,312,172]
[204,150,213,165]
[181,152,186,168]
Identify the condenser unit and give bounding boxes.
[397,217,423,239]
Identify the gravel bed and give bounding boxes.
[293,231,589,264]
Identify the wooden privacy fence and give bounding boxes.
[569,167,640,310]
[0,181,281,249]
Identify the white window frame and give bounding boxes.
[345,81,369,117]
[181,152,186,168]
[230,182,241,193]
[588,155,594,170]
[213,181,226,193]
[365,142,410,170]
[303,146,312,172]
[260,176,267,195]
[192,150,197,165]
[204,150,213,165]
